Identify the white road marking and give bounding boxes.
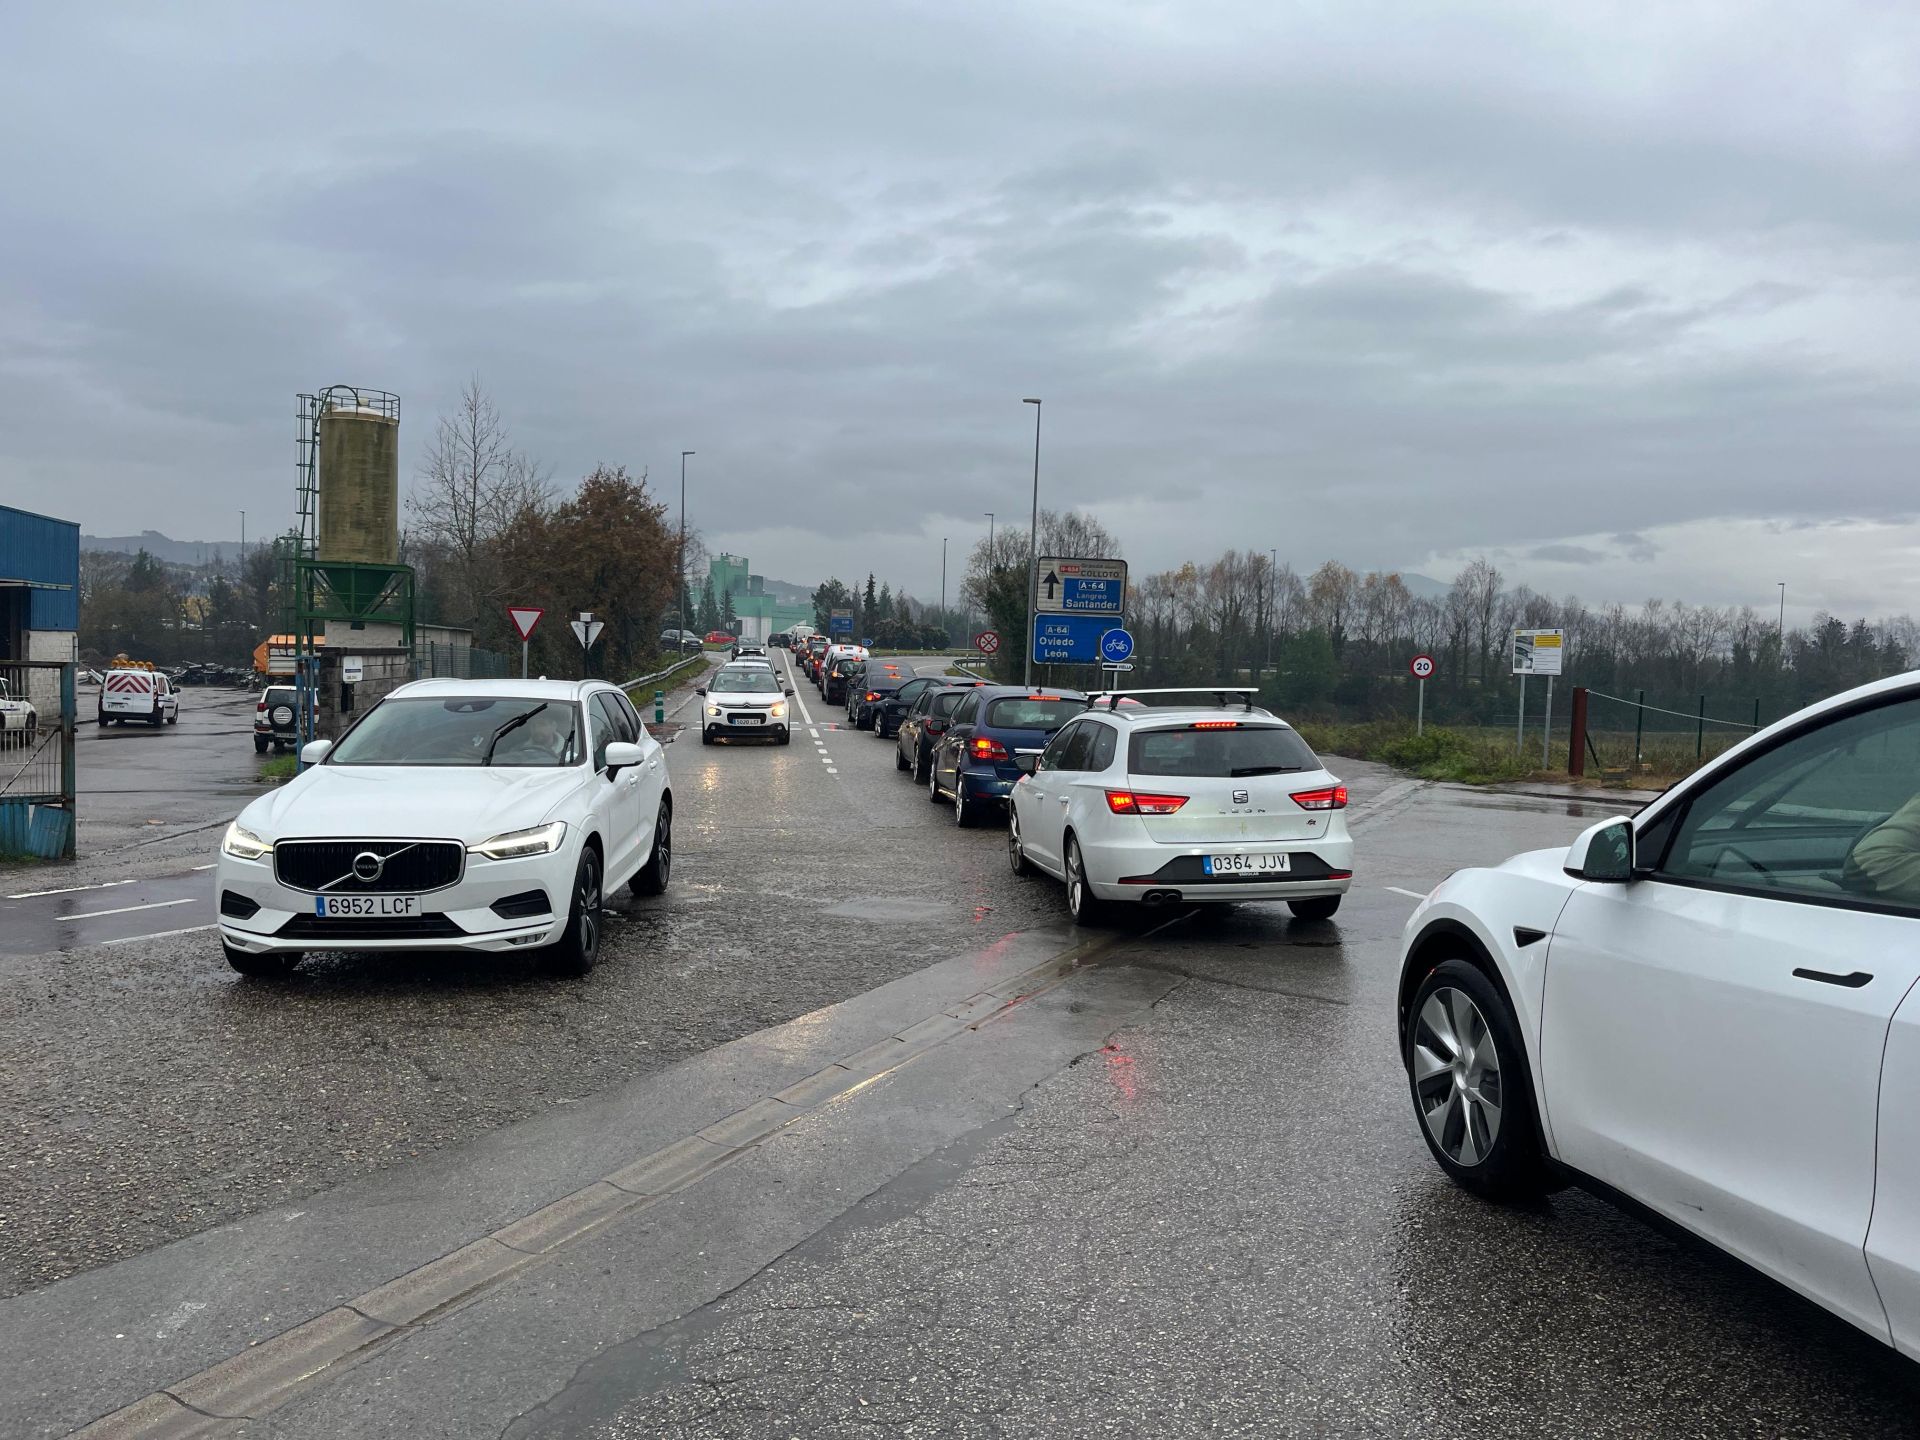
[105,923,217,945]
[8,878,137,900]
[72,897,200,920]
[1384,886,1428,901]
[191,863,217,871]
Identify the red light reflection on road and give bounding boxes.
[1101,1043,1137,1102]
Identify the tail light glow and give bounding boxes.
[1192,720,1240,730]
[1105,790,1189,815]
[970,736,1010,761]
[1290,785,1349,811]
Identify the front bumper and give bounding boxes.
[704,716,789,739]
[215,847,571,954]
[1078,833,1355,904]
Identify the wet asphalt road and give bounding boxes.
[7,655,1918,1436]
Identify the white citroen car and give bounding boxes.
[1007,691,1353,924]
[216,679,671,979]
[1399,670,1920,1359]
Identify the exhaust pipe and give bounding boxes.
[1141,889,1183,906]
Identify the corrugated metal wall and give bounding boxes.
[0,505,81,631]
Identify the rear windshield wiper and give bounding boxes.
[481,703,547,766]
[1230,764,1305,776]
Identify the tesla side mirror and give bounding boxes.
[604,740,645,776]
[1565,816,1635,882]
[299,739,332,764]
[1013,753,1038,776]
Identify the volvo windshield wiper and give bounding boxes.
[1230,764,1305,776]
[481,703,547,766]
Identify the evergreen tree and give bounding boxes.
[697,576,720,633]
[876,582,893,620]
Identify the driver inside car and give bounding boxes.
[1842,792,1920,903]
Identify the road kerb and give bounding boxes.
[68,1392,214,1440]
[603,1132,735,1196]
[166,1305,396,1422]
[350,1238,534,1327]
[491,1182,639,1256]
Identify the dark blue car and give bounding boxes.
[927,685,1089,827]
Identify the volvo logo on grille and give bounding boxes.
[351,851,387,883]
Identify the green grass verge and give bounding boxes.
[259,754,298,781]
[1293,721,1549,785]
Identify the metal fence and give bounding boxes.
[414,643,511,680]
[0,660,76,859]
[1571,688,1763,779]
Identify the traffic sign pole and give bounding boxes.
[1408,654,1435,736]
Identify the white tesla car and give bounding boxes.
[215,679,671,978]
[1007,691,1353,924]
[1399,670,1920,1358]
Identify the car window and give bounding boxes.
[594,691,638,747]
[710,669,778,693]
[329,697,581,767]
[986,697,1087,730]
[1054,721,1097,771]
[1090,724,1118,771]
[1037,723,1077,771]
[952,691,982,725]
[931,691,965,720]
[1130,724,1319,777]
[590,693,625,769]
[613,690,646,737]
[1656,697,1920,913]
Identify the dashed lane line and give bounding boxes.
[7,878,137,900]
[1383,886,1428,901]
[105,923,216,946]
[69,897,199,921]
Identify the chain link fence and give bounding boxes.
[0,660,76,859]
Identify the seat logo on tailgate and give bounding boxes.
[1232,788,1249,804]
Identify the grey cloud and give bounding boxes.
[1529,544,1607,565]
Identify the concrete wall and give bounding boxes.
[316,648,411,740]
[24,629,75,719]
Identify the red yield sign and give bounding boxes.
[973,630,1001,655]
[507,606,545,642]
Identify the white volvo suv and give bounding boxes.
[215,679,671,978]
[1007,690,1353,924]
[1398,670,1920,1359]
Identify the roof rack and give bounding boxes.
[1089,687,1259,712]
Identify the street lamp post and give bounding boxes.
[1022,398,1041,685]
[940,538,947,627]
[679,451,695,645]
[1266,547,1278,680]
[1778,581,1786,637]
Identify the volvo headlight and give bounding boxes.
[470,821,567,860]
[221,822,273,860]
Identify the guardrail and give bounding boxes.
[620,653,712,725]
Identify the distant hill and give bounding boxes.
[84,530,244,565]
[1398,572,1450,600]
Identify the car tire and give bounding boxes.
[545,846,604,977]
[1008,808,1033,876]
[631,802,672,897]
[953,782,974,828]
[97,713,108,727]
[1065,836,1108,926]
[167,712,177,725]
[254,736,270,754]
[1288,896,1341,921]
[1406,958,1553,1202]
[700,728,713,746]
[928,765,945,804]
[896,746,909,772]
[914,750,931,785]
[224,944,299,978]
[777,730,791,746]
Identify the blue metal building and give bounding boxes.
[0,503,80,662]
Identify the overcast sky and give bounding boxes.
[5,1,1918,623]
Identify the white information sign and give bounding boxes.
[1511,629,1565,677]
[1034,556,1128,616]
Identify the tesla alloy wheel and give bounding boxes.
[1406,959,1550,1200]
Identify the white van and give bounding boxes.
[98,664,179,727]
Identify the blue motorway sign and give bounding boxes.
[1099,628,1135,663]
[1060,576,1123,613]
[829,609,854,634]
[1032,614,1112,664]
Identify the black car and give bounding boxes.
[868,673,942,737]
[847,669,908,730]
[894,681,985,782]
[822,654,862,706]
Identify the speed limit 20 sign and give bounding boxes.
[1410,654,1436,679]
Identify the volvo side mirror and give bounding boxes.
[604,740,645,776]
[1565,817,1635,882]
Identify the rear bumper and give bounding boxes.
[957,765,1017,802]
[1079,835,1355,904]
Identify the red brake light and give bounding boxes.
[1290,785,1349,811]
[970,736,1010,761]
[1192,720,1239,730]
[865,691,880,702]
[257,701,267,711]
[1105,790,1188,815]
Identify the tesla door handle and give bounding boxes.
[1793,967,1873,988]
[1058,796,1070,805]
